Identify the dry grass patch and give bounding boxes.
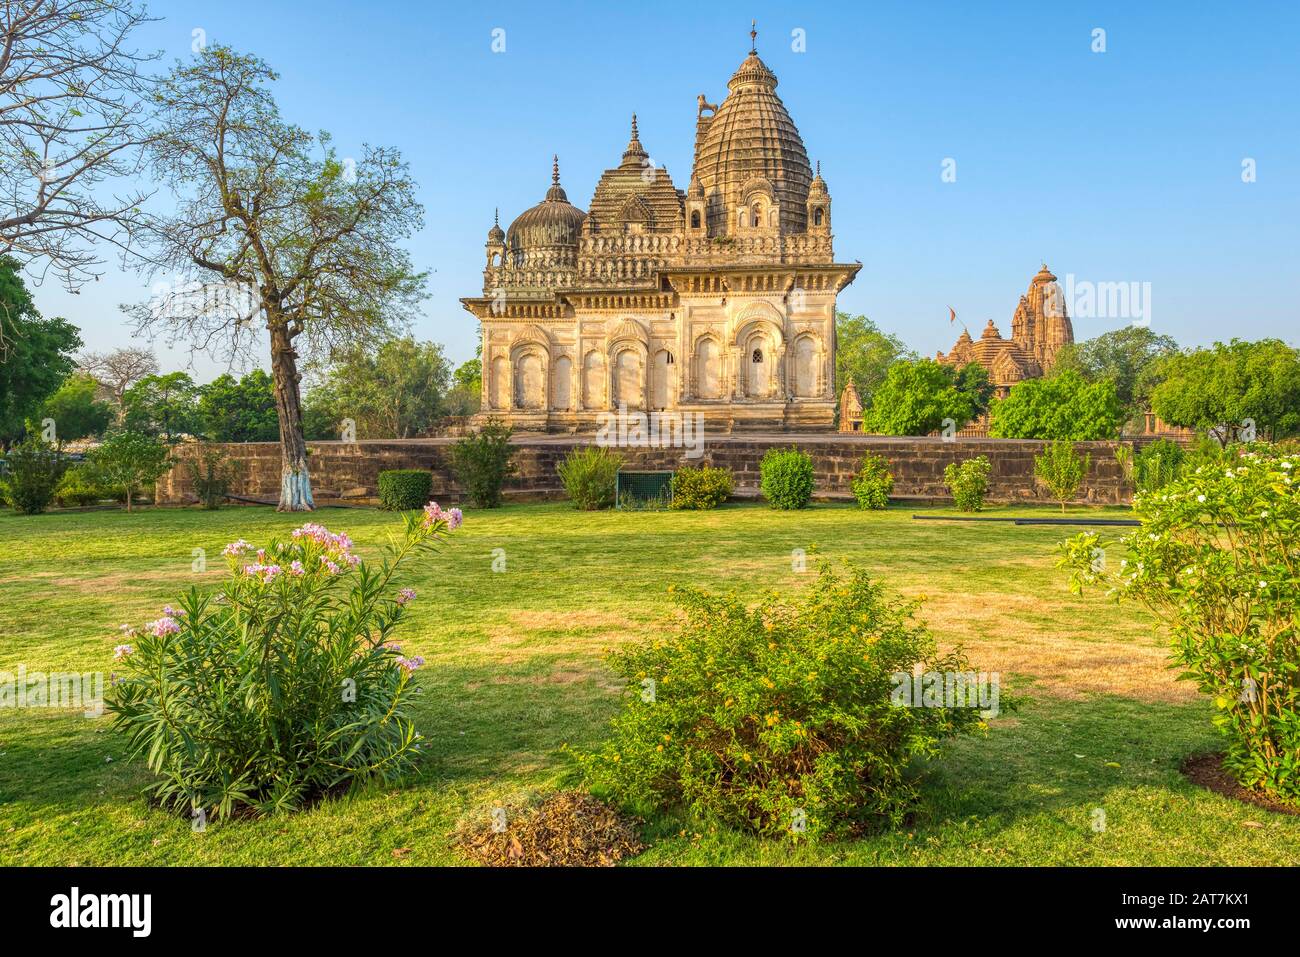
[918,590,1191,702]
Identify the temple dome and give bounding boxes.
[691,45,814,233]
[507,156,587,253]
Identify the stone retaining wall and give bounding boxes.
[157,435,1135,506]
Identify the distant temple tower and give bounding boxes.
[461,28,861,432]
[937,264,1074,398]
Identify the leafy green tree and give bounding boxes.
[951,362,994,418]
[0,257,83,447]
[1052,326,1179,420]
[989,370,1124,440]
[835,312,911,407]
[861,359,976,436]
[90,430,171,512]
[444,347,482,417]
[122,372,200,443]
[129,46,426,510]
[39,373,113,442]
[315,337,451,438]
[1150,339,1300,445]
[197,370,279,442]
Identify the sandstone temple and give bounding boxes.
[461,30,860,432]
[936,264,1075,398]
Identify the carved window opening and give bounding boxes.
[813,207,824,226]
[752,349,763,363]
[690,211,701,229]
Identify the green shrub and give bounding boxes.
[670,464,733,510]
[1034,440,1090,512]
[55,462,116,507]
[449,419,516,508]
[580,559,995,840]
[851,454,894,509]
[1061,446,1300,802]
[0,436,66,514]
[378,469,433,511]
[760,447,815,510]
[184,443,241,509]
[107,505,463,820]
[1135,438,1186,494]
[557,446,622,510]
[943,455,991,512]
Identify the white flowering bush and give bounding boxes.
[107,503,462,820]
[1061,448,1300,801]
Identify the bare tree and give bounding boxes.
[0,1,158,292]
[79,345,157,421]
[126,46,425,510]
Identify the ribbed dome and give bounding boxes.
[692,49,813,234]
[507,156,587,253]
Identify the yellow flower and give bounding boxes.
[656,745,663,752]
[724,697,734,707]
[742,753,752,763]
[762,677,775,689]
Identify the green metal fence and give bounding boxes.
[615,470,674,510]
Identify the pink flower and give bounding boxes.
[222,539,253,557]
[396,655,425,672]
[322,559,341,575]
[242,563,283,582]
[162,605,185,618]
[113,644,134,660]
[149,616,180,637]
[447,507,463,530]
[396,587,416,606]
[289,560,305,576]
[118,624,137,636]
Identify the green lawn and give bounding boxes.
[2,501,1297,865]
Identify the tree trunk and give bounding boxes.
[269,320,314,512]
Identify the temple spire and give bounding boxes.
[750,19,757,53]
[552,154,560,186]
[621,113,649,167]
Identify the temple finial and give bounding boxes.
[750,19,757,53]
[552,154,559,185]
[630,113,639,140]
[816,160,821,176]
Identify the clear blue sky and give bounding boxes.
[30,0,1300,380]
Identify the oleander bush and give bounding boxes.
[1061,446,1300,802]
[851,454,894,510]
[106,503,463,820]
[944,455,991,512]
[0,436,66,514]
[1134,438,1186,494]
[760,447,815,510]
[670,464,733,510]
[378,469,433,511]
[558,446,622,510]
[580,558,992,840]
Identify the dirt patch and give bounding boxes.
[454,791,645,867]
[1181,753,1300,816]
